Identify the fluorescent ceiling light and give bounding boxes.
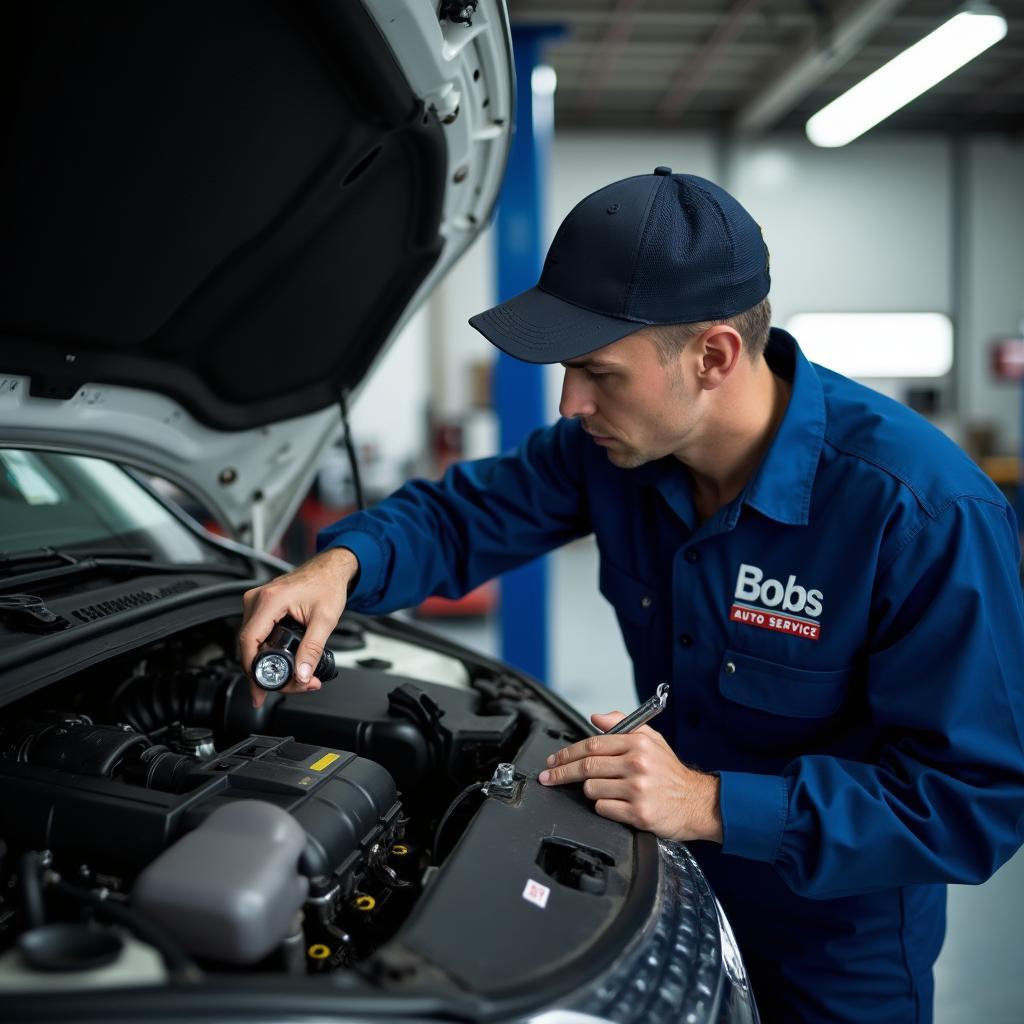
[786,313,953,378]
[806,5,1007,147]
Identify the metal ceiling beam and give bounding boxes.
[549,40,787,59]
[964,61,1024,113]
[735,0,909,134]
[581,0,645,106]
[657,0,764,120]
[511,10,815,30]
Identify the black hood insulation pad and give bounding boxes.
[0,0,446,430]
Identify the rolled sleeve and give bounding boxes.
[719,770,789,863]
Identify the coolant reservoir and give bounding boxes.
[0,927,166,992]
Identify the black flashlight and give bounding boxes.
[251,616,338,691]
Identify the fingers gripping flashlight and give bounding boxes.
[251,616,338,691]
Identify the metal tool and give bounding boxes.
[530,685,671,785]
[604,682,670,734]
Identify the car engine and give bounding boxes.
[0,615,552,980]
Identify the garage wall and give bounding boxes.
[430,229,496,423]
[728,136,951,334]
[348,306,430,492]
[726,133,954,433]
[963,137,1024,452]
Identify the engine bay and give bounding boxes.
[0,613,637,997]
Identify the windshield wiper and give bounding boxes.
[0,547,251,592]
[0,546,155,573]
[0,594,71,633]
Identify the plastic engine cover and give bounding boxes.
[133,800,307,965]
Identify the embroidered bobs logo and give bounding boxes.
[729,563,823,641]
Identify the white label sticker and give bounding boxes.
[522,878,550,909]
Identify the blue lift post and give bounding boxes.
[493,25,563,682]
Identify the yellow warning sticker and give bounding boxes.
[309,752,340,772]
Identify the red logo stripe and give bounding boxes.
[729,603,821,641]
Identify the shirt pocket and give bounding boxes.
[717,649,853,758]
[719,649,851,717]
[599,558,657,627]
[598,558,663,692]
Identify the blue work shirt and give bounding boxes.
[319,328,1024,1024]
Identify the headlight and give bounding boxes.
[536,841,758,1024]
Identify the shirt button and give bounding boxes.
[679,633,693,647]
[640,595,652,608]
[724,661,736,674]
[684,548,699,563]
[686,712,701,727]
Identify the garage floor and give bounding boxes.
[424,536,1024,1023]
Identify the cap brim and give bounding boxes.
[469,286,644,364]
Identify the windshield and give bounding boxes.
[1,449,234,566]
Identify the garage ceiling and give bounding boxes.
[506,0,1024,134]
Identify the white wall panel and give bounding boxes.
[350,306,430,479]
[965,137,1024,450]
[731,135,951,326]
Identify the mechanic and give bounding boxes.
[238,167,1024,1023]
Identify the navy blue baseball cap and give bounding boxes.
[469,167,770,364]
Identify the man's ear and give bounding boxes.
[694,325,742,390]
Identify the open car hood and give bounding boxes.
[0,0,512,548]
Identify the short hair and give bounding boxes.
[648,296,772,364]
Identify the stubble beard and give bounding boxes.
[604,444,652,470]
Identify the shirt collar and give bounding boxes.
[741,327,826,526]
[632,327,825,528]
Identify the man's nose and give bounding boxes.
[559,371,597,420]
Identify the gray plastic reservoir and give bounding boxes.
[133,799,308,965]
[0,930,165,991]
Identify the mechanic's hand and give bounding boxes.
[238,547,360,709]
[538,710,723,843]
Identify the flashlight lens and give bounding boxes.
[254,653,291,689]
